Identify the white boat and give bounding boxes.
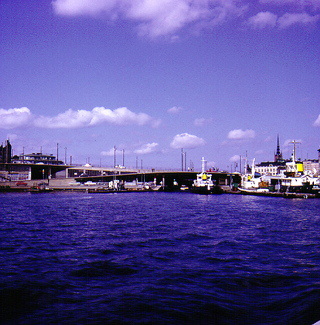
[240,147,320,197]
[191,157,220,194]
[180,185,189,191]
[239,187,269,193]
[240,158,270,191]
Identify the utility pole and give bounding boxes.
[181,148,184,171]
[245,151,248,175]
[113,146,117,168]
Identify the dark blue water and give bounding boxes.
[1,192,320,325]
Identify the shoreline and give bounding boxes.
[1,183,319,198]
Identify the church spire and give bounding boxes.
[274,134,283,162]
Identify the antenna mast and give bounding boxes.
[290,140,301,163]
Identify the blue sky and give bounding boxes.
[1,0,319,171]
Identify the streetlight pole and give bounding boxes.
[181,148,184,171]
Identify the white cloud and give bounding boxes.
[247,11,277,28]
[52,0,120,17]
[258,0,320,28]
[229,154,240,162]
[6,133,19,141]
[101,142,158,156]
[167,106,182,114]
[207,160,216,169]
[101,146,131,157]
[247,10,320,29]
[259,0,320,11]
[52,0,248,38]
[52,0,320,36]
[34,106,160,129]
[313,114,320,127]
[134,142,158,154]
[91,107,158,127]
[0,106,160,129]
[101,148,116,157]
[227,129,256,140]
[128,0,201,38]
[170,133,205,149]
[278,12,320,28]
[0,107,32,129]
[34,109,92,128]
[194,117,213,127]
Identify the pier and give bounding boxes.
[0,162,240,192]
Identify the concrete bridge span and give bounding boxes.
[75,170,240,191]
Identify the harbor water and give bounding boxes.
[1,192,320,324]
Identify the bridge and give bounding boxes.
[75,170,241,190]
[0,163,241,190]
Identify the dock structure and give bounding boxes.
[0,162,240,192]
[75,170,236,191]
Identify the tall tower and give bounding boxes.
[0,140,12,163]
[274,135,283,162]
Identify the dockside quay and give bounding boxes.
[1,138,319,196]
[0,161,240,192]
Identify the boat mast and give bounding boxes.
[251,158,256,177]
[290,140,301,173]
[290,140,300,163]
[201,157,206,173]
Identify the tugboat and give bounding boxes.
[191,157,221,194]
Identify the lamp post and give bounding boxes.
[181,148,184,171]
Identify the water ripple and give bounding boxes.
[1,192,320,324]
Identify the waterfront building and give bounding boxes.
[303,160,320,176]
[255,162,286,176]
[0,139,66,181]
[254,137,319,177]
[255,136,287,176]
[12,152,64,165]
[0,140,12,163]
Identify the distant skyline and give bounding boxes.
[1,0,319,171]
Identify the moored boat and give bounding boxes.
[239,151,320,198]
[191,157,222,194]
